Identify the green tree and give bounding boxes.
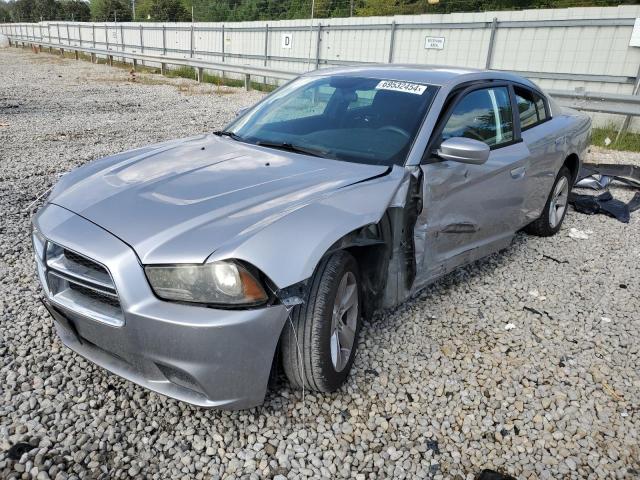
[90,0,131,21]
[59,0,91,20]
[0,1,13,21]
[138,0,189,21]
[32,0,62,19]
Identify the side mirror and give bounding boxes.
[236,106,250,117]
[437,137,490,165]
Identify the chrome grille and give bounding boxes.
[44,242,124,327]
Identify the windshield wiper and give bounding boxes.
[255,140,330,159]
[213,130,243,141]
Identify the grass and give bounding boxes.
[591,126,640,153]
[164,66,277,92]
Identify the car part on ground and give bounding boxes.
[570,162,640,223]
[569,191,632,223]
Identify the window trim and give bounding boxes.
[511,82,552,132]
[422,81,521,164]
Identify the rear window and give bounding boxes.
[514,86,548,130]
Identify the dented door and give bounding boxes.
[415,141,530,285]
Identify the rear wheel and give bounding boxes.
[281,251,361,392]
[524,166,571,237]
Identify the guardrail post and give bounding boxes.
[162,25,166,55]
[91,53,96,63]
[315,23,322,70]
[221,25,225,62]
[615,63,640,142]
[244,73,250,91]
[75,50,79,60]
[133,58,138,71]
[47,23,51,44]
[485,17,498,69]
[66,23,70,46]
[78,23,82,47]
[388,21,396,63]
[263,23,269,86]
[139,24,145,66]
[108,54,113,66]
[190,24,194,58]
[120,24,124,63]
[60,47,64,57]
[221,24,226,81]
[161,63,166,75]
[197,67,203,82]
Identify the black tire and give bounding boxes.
[524,166,572,237]
[281,251,361,392]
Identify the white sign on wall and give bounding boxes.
[281,33,293,49]
[424,36,445,50]
[630,18,640,47]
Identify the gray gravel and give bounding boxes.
[1,47,639,480]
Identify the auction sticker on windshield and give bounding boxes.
[375,80,427,95]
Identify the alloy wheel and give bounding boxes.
[330,271,358,372]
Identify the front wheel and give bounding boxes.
[281,251,361,392]
[524,165,572,237]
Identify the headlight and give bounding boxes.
[145,261,268,306]
[32,228,46,260]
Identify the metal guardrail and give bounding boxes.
[547,89,640,117]
[7,38,297,88]
[4,35,640,120]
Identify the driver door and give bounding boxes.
[416,84,531,285]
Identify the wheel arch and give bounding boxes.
[563,152,580,185]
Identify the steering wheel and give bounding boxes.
[377,125,410,139]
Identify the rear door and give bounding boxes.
[512,84,564,221]
[416,83,531,284]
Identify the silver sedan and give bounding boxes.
[33,66,591,408]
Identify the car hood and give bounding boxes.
[50,134,389,264]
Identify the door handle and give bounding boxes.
[510,166,526,179]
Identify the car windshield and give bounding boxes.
[225,75,438,166]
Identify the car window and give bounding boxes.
[260,84,336,123]
[514,86,548,130]
[227,76,438,166]
[347,90,376,110]
[441,87,513,147]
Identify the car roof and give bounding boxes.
[304,64,538,90]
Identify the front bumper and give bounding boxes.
[34,204,289,409]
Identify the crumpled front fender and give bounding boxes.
[207,165,408,290]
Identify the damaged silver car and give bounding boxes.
[33,66,591,408]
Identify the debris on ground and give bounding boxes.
[571,162,640,223]
[568,227,589,239]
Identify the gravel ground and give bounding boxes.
[1,47,639,480]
